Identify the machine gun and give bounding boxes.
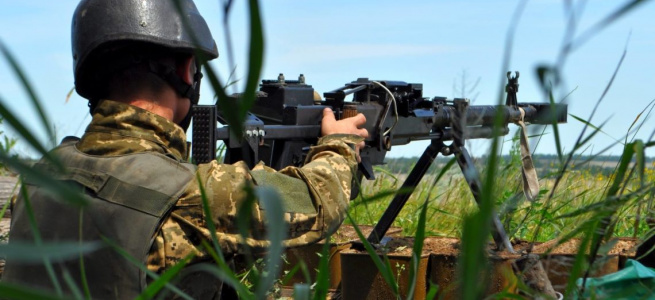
[192,72,567,251]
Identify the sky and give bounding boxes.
[1,0,655,159]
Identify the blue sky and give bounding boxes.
[1,0,654,158]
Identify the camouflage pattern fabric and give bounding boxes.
[77,100,360,273]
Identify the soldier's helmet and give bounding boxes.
[71,0,219,100]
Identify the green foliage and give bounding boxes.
[0,1,282,299]
[312,235,333,300]
[346,214,400,297]
[1,0,655,299]
[0,117,16,153]
[0,116,17,174]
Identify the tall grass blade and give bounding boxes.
[136,254,194,300]
[458,212,489,300]
[60,270,84,300]
[195,177,253,298]
[185,262,254,299]
[220,0,238,92]
[579,39,627,142]
[569,114,620,144]
[206,0,265,140]
[0,153,87,207]
[170,0,245,137]
[564,225,593,295]
[532,39,628,245]
[627,100,655,143]
[458,22,516,296]
[346,213,400,297]
[352,188,414,208]
[0,98,61,169]
[634,140,645,187]
[434,158,456,185]
[195,172,251,297]
[0,283,69,300]
[0,191,11,219]
[531,85,576,158]
[77,211,91,300]
[570,0,651,51]
[240,0,264,120]
[578,142,636,294]
[101,236,193,300]
[236,185,257,267]
[18,184,62,296]
[547,90,565,162]
[607,142,635,197]
[557,191,642,220]
[65,87,75,104]
[195,174,226,263]
[0,41,55,147]
[254,186,288,299]
[575,120,609,149]
[0,241,102,263]
[425,283,439,300]
[279,261,303,286]
[406,198,428,300]
[293,284,311,300]
[202,63,244,137]
[312,236,333,300]
[495,0,528,102]
[459,10,527,298]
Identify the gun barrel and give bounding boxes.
[519,103,568,124]
[431,103,567,128]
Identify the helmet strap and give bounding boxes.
[88,99,99,115]
[147,60,203,131]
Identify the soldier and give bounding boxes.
[2,0,368,299]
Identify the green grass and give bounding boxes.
[349,152,655,242]
[1,0,655,299]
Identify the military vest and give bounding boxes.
[2,142,196,299]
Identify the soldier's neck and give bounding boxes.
[116,88,178,122]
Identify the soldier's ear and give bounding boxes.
[176,55,195,85]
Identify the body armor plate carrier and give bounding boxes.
[3,142,196,299]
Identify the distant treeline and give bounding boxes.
[527,153,655,163]
[382,154,654,176]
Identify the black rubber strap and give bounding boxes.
[148,61,198,100]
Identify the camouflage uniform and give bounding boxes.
[76,100,360,273]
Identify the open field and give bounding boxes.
[349,156,655,242]
[0,151,653,298]
[2,1,654,297]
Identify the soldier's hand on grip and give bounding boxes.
[321,108,368,162]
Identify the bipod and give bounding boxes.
[365,98,515,253]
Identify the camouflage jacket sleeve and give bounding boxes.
[166,134,362,258]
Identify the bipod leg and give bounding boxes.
[450,98,514,253]
[366,139,444,244]
[453,145,515,253]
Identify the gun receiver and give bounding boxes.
[192,74,567,248]
[193,76,566,167]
